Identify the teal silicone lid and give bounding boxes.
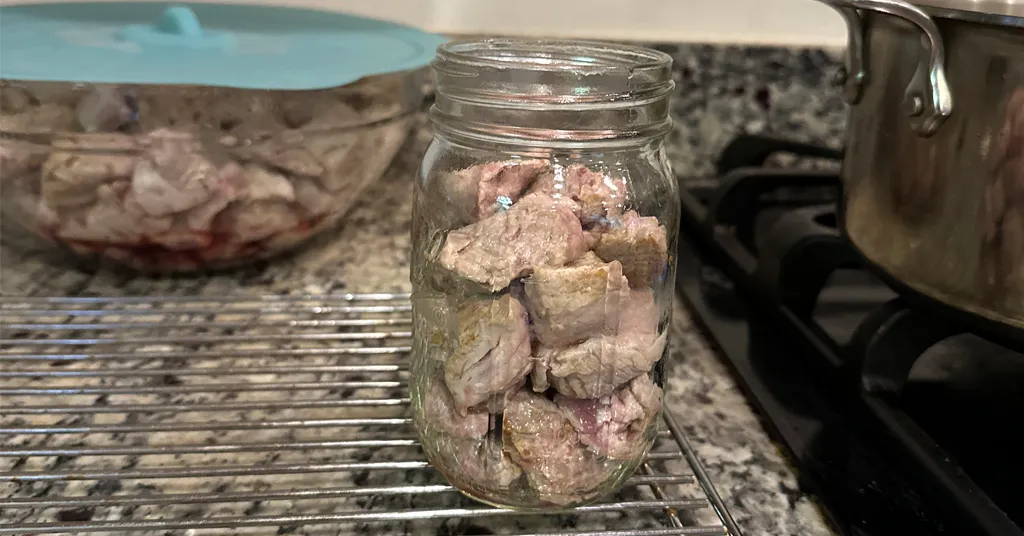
[0,2,447,90]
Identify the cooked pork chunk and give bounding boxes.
[439,437,523,492]
[524,256,630,346]
[573,251,604,266]
[0,141,45,180]
[218,201,300,244]
[503,389,611,505]
[41,152,136,208]
[592,210,669,287]
[438,192,587,291]
[444,294,532,413]
[443,159,549,222]
[556,375,663,459]
[131,131,222,217]
[533,290,665,398]
[536,332,667,399]
[420,374,521,492]
[184,164,245,232]
[440,160,625,225]
[56,182,169,244]
[422,376,489,440]
[530,164,628,225]
[243,165,295,202]
[0,103,77,135]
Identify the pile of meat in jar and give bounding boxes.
[418,159,669,506]
[0,80,411,271]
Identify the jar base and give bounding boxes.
[431,458,613,512]
[452,483,606,512]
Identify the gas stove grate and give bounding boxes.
[0,293,741,536]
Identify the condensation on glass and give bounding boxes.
[410,39,679,509]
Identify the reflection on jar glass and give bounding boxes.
[410,39,679,510]
[982,87,1024,296]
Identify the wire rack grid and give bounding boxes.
[0,293,742,536]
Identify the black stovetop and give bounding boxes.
[675,134,1024,536]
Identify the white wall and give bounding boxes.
[1,0,849,47]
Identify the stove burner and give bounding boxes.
[676,134,1024,536]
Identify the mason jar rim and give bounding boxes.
[434,39,673,75]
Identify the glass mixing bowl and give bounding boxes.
[0,71,423,272]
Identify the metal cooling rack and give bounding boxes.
[0,293,742,536]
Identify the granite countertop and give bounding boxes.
[0,44,846,536]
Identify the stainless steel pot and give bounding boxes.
[820,0,1024,331]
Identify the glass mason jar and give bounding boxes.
[410,39,679,509]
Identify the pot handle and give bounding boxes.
[821,0,953,137]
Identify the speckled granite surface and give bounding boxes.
[0,44,847,536]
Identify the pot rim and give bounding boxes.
[914,0,1024,27]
